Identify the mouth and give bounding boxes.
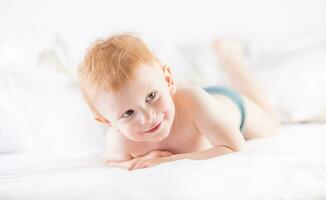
[141,120,163,135]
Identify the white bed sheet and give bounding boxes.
[1,123,326,200]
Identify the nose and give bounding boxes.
[139,108,156,125]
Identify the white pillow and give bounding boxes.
[252,30,326,123]
[0,69,106,157]
[0,73,25,153]
[0,31,77,86]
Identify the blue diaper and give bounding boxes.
[203,86,246,133]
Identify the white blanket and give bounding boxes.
[1,123,326,200]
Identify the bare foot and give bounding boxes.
[212,38,247,67]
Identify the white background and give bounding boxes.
[1,0,325,44]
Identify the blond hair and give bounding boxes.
[78,33,160,118]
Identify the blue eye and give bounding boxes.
[146,92,157,102]
[122,109,134,118]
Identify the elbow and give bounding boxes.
[233,145,245,152]
[229,141,246,152]
[220,144,244,153]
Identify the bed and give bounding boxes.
[1,31,326,199]
[1,1,326,199]
[1,123,326,199]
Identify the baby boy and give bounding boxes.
[78,33,280,170]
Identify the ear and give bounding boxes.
[162,65,176,94]
[94,115,112,126]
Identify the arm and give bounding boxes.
[169,145,234,161]
[107,150,173,170]
[104,129,174,170]
[175,88,247,161]
[127,146,235,169]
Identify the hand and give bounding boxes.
[106,150,173,171]
[130,156,172,170]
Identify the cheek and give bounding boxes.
[118,122,135,132]
[157,96,175,117]
[159,96,174,110]
[119,122,146,141]
[117,121,140,137]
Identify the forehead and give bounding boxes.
[95,65,165,116]
[118,64,164,97]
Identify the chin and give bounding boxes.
[137,122,172,143]
[150,130,170,142]
[129,114,174,142]
[148,122,173,142]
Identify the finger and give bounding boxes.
[107,160,130,170]
[129,160,148,170]
[131,162,148,170]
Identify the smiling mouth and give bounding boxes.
[142,120,162,134]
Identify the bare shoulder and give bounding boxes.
[174,86,218,110]
[175,86,211,104]
[175,86,239,127]
[174,86,226,123]
[104,129,132,162]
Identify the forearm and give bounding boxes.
[169,146,235,161]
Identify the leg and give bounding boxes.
[212,39,281,138]
[212,39,276,117]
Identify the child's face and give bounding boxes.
[95,64,176,142]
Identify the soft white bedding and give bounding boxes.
[1,1,325,199]
[1,123,326,200]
